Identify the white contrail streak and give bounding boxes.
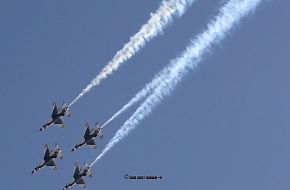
[90,0,263,167]
[101,70,169,128]
[69,0,194,107]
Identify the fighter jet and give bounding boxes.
[40,101,71,131]
[63,162,92,190]
[32,144,63,174]
[71,122,103,152]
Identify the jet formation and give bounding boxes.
[33,102,102,189]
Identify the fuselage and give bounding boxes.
[51,110,65,122]
[44,151,58,163]
[76,168,90,179]
[44,118,54,127]
[72,128,101,151]
[84,129,100,141]
[67,170,89,188]
[53,109,66,119]
[44,109,66,127]
[33,150,59,173]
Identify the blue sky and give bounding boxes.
[1,0,290,189]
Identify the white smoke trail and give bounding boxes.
[69,0,195,107]
[90,0,263,167]
[101,81,156,128]
[102,62,176,128]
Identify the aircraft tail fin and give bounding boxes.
[87,169,93,177]
[65,109,71,117]
[57,151,63,159]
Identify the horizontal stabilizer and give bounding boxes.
[86,139,96,149]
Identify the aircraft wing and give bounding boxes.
[52,144,63,159]
[76,177,86,188]
[95,122,101,128]
[61,102,71,117]
[53,144,60,151]
[73,163,80,177]
[46,159,57,171]
[51,103,58,117]
[84,123,91,137]
[46,159,56,167]
[43,144,50,159]
[54,118,64,128]
[86,138,96,149]
[61,102,69,110]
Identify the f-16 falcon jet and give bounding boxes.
[40,102,71,131]
[32,144,63,174]
[71,122,103,152]
[63,162,92,190]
